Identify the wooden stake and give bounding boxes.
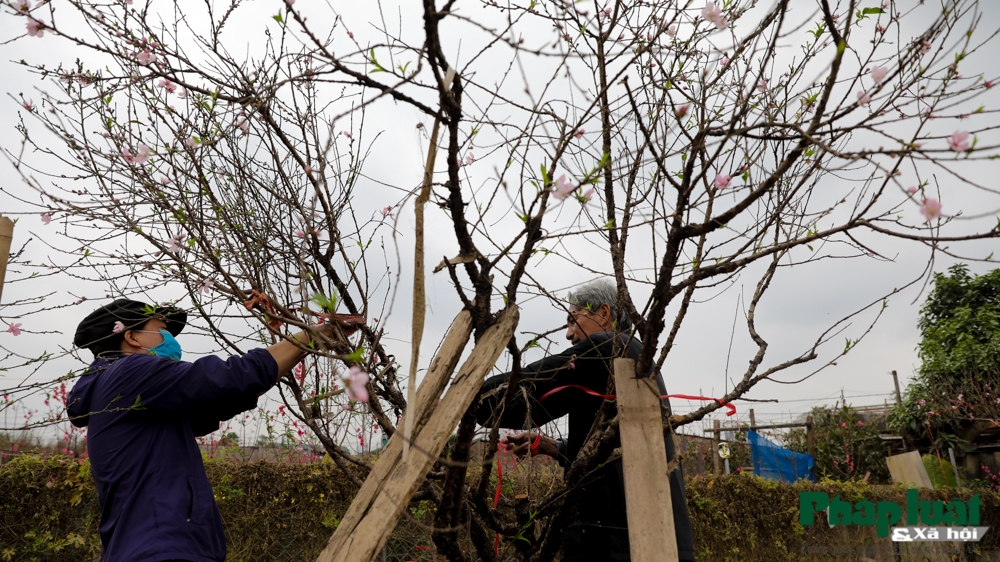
[0,216,13,305]
[806,415,815,460]
[404,118,440,463]
[748,408,756,429]
[316,307,517,562]
[712,419,721,475]
[615,358,679,562]
[891,370,902,407]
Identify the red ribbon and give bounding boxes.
[537,384,737,417]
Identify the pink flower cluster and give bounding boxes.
[123,144,151,165]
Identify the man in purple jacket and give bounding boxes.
[68,299,338,562]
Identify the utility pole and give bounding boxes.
[891,370,903,407]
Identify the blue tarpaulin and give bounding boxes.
[748,429,815,483]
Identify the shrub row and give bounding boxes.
[2,455,999,561]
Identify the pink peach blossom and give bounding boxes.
[919,198,941,222]
[156,79,177,93]
[7,323,22,337]
[856,90,872,106]
[702,2,728,30]
[869,66,887,85]
[26,17,44,37]
[346,366,370,403]
[136,49,156,65]
[167,233,187,253]
[947,130,970,152]
[714,174,731,190]
[552,174,576,200]
[41,213,51,225]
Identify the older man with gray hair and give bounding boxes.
[477,279,694,561]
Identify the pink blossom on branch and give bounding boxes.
[552,174,576,200]
[675,104,690,118]
[41,213,51,225]
[122,144,151,165]
[156,79,177,93]
[702,2,728,30]
[869,66,887,85]
[7,324,22,337]
[919,198,942,222]
[856,90,872,107]
[714,174,731,190]
[574,128,585,140]
[198,278,215,295]
[112,321,125,334]
[136,50,157,65]
[346,366,370,403]
[166,233,187,253]
[947,130,970,152]
[26,17,44,37]
[14,0,30,13]
[906,186,918,195]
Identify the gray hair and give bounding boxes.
[566,279,632,332]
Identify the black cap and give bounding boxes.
[73,299,187,352]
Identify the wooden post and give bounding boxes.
[891,370,903,407]
[614,358,679,562]
[315,308,517,562]
[712,419,721,475]
[748,408,756,430]
[886,451,934,489]
[0,216,14,305]
[806,415,815,459]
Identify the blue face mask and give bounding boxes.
[136,329,183,361]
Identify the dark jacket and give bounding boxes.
[477,332,695,562]
[66,350,278,562]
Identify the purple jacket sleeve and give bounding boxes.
[112,348,278,413]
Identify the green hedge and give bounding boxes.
[2,456,999,561]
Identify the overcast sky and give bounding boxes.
[2,0,1000,443]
